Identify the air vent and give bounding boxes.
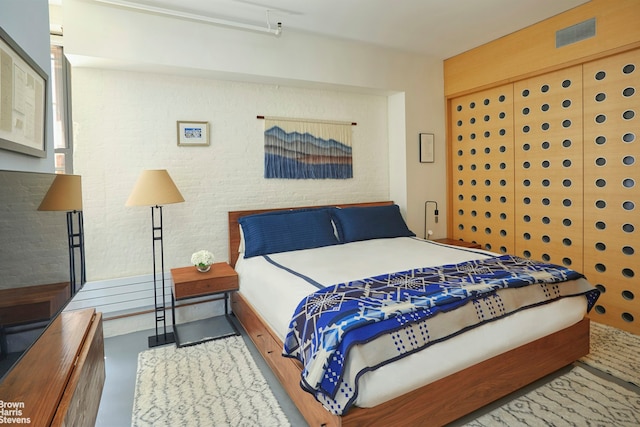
[556,18,596,48]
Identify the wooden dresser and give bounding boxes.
[0,308,105,426]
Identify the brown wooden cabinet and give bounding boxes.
[170,262,239,347]
[171,262,238,300]
[0,308,105,426]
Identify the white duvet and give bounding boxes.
[235,237,588,408]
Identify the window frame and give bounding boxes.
[50,43,74,174]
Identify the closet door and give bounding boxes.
[513,66,584,271]
[449,85,515,253]
[448,48,639,334]
[583,49,640,333]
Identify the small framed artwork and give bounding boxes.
[177,121,209,146]
[419,133,434,163]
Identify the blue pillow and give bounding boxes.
[332,204,415,243]
[239,208,339,258]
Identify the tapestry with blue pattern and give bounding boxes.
[282,254,600,415]
[264,118,353,179]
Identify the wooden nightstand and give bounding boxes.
[170,262,239,347]
[433,238,482,249]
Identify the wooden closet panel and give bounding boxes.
[450,84,515,253]
[583,49,640,334]
[513,66,584,270]
[444,0,640,97]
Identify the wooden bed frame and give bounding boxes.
[228,202,590,427]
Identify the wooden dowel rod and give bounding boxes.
[256,115,357,125]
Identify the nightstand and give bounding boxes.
[433,238,482,249]
[170,262,240,347]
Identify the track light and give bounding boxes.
[95,0,283,36]
[266,10,283,36]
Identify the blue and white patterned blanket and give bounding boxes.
[282,254,600,415]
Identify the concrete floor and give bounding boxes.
[95,315,306,427]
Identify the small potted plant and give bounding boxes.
[191,250,215,272]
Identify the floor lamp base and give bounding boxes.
[148,332,175,348]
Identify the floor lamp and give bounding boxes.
[126,170,184,348]
[38,174,86,296]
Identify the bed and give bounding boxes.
[228,201,598,426]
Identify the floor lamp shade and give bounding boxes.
[126,170,184,207]
[38,174,83,211]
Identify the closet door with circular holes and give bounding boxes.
[513,66,584,271]
[448,48,639,334]
[449,85,515,254]
[583,49,639,333]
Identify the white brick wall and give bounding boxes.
[72,68,390,282]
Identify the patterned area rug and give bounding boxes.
[131,336,290,427]
[580,321,640,386]
[132,322,639,426]
[465,366,640,427]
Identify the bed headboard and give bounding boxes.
[227,201,393,268]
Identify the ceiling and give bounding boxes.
[89,0,590,58]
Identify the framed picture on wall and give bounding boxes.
[177,121,209,146]
[0,26,48,158]
[419,133,434,163]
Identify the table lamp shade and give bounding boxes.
[126,169,184,207]
[38,174,83,211]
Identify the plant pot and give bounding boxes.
[196,264,211,273]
